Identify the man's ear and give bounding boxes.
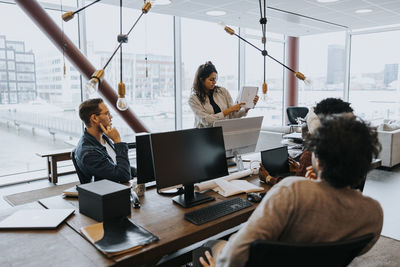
[89,114,99,127]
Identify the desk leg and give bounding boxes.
[49,156,58,184]
[46,157,51,182]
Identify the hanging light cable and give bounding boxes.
[116,0,128,111]
[84,1,152,94]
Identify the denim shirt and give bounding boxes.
[74,129,132,183]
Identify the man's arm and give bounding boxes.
[216,183,295,267]
[82,143,131,183]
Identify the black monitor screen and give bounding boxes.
[136,134,155,184]
[151,127,229,190]
[261,146,290,177]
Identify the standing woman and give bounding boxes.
[189,61,259,128]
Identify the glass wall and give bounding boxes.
[0,2,82,177]
[298,31,346,108]
[244,29,285,126]
[181,18,238,129]
[349,30,400,121]
[85,4,174,139]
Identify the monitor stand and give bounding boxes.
[233,151,244,171]
[172,184,215,208]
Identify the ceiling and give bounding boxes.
[113,0,400,36]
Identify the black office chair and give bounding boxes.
[287,106,309,125]
[71,149,91,184]
[245,233,374,267]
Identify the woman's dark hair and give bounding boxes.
[306,116,381,188]
[192,61,219,103]
[79,98,103,127]
[314,98,353,115]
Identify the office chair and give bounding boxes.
[71,149,91,184]
[286,106,309,125]
[245,233,374,267]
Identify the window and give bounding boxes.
[181,18,239,129]
[298,31,346,107]
[86,3,174,139]
[0,60,6,70]
[7,50,14,59]
[0,3,82,176]
[244,28,285,126]
[16,62,34,72]
[349,30,400,121]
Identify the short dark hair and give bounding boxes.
[79,98,103,127]
[314,98,353,115]
[306,116,381,188]
[192,61,219,103]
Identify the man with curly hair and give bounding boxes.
[199,116,383,267]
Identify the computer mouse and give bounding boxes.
[247,192,263,203]
[130,190,141,209]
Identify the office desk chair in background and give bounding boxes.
[287,106,309,125]
[71,149,91,184]
[245,233,374,267]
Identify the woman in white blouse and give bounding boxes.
[189,61,259,128]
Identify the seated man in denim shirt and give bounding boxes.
[74,98,136,184]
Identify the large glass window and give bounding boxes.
[86,3,174,139]
[349,30,400,121]
[0,2,82,177]
[298,31,346,107]
[181,18,239,129]
[244,28,285,126]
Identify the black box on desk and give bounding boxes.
[77,179,131,222]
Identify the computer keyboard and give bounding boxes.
[184,198,253,225]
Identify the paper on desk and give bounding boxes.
[213,179,263,197]
[194,169,252,192]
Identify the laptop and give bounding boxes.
[261,146,291,177]
[0,208,75,229]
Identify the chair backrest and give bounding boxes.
[287,106,309,125]
[71,149,91,184]
[245,233,374,267]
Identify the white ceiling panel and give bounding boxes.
[102,0,400,36]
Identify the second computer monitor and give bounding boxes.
[136,133,155,185]
[150,127,228,208]
[213,116,263,170]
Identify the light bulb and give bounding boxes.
[116,96,128,111]
[85,78,99,95]
[116,81,128,111]
[85,69,104,95]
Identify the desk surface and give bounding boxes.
[38,175,270,266]
[0,202,112,266]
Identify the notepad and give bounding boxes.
[213,179,263,197]
[80,217,159,257]
[236,86,258,109]
[63,186,78,198]
[0,209,74,229]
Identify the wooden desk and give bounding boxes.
[39,175,270,266]
[36,148,75,184]
[0,202,112,266]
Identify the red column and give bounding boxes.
[285,36,299,120]
[16,0,149,133]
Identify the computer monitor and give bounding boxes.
[213,116,263,171]
[150,127,229,208]
[135,133,156,186]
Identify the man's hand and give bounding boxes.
[199,251,215,267]
[100,123,121,143]
[305,166,317,179]
[289,158,300,173]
